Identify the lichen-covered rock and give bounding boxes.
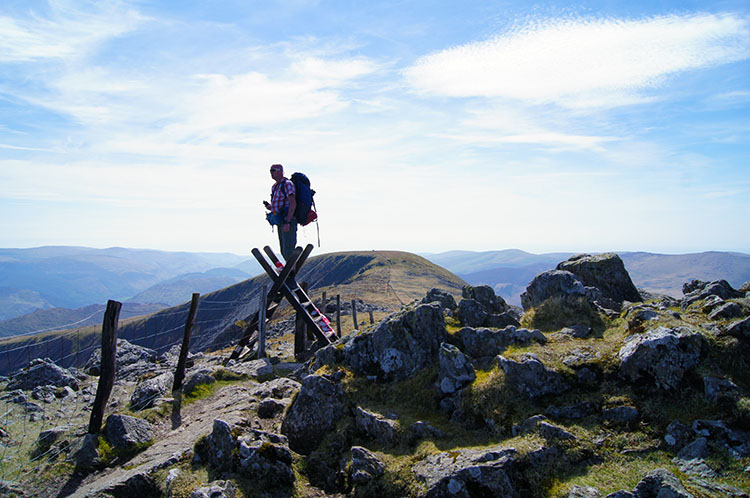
[703,376,740,404]
[521,270,586,310]
[188,480,237,498]
[462,285,510,314]
[280,374,347,454]
[683,279,742,307]
[342,303,447,382]
[632,468,693,498]
[354,406,399,446]
[84,339,158,380]
[457,298,488,327]
[453,326,546,359]
[7,358,80,391]
[556,253,641,304]
[725,316,750,340]
[618,327,702,390]
[412,445,520,498]
[664,420,692,450]
[67,433,101,471]
[567,485,602,498]
[708,302,743,320]
[348,446,385,485]
[422,288,457,310]
[104,413,153,450]
[130,372,173,410]
[237,431,294,487]
[182,368,215,395]
[538,421,576,441]
[498,353,569,398]
[437,343,475,395]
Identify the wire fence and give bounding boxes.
[0,293,255,484]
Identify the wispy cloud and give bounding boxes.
[404,13,750,108]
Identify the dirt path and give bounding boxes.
[59,381,268,498]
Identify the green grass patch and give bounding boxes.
[522,296,607,333]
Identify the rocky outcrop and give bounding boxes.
[280,374,347,454]
[520,270,586,310]
[618,327,702,391]
[348,446,385,485]
[7,357,80,391]
[422,288,457,311]
[556,253,641,304]
[354,406,399,446]
[130,372,173,410]
[84,339,159,381]
[338,303,447,382]
[452,326,546,359]
[437,342,475,395]
[497,353,569,398]
[412,446,520,498]
[104,413,153,449]
[683,279,743,307]
[457,285,520,329]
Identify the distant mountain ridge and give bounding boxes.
[0,246,260,321]
[423,249,750,306]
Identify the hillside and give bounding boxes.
[0,246,252,320]
[0,250,466,375]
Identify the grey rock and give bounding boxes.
[35,427,70,458]
[546,402,596,420]
[130,372,173,410]
[633,468,693,497]
[412,445,520,498]
[342,303,447,382]
[672,437,717,478]
[349,446,385,485]
[577,367,598,384]
[281,374,347,454]
[457,298,488,327]
[521,270,586,310]
[237,432,294,487]
[225,358,274,378]
[726,316,750,340]
[31,385,56,403]
[704,376,740,404]
[7,358,80,391]
[538,421,576,441]
[422,288,457,310]
[602,406,639,426]
[568,484,602,498]
[559,325,594,338]
[709,302,743,320]
[664,421,692,449]
[84,339,158,380]
[618,327,702,390]
[407,421,444,443]
[557,253,641,304]
[462,285,510,314]
[512,414,548,436]
[605,492,635,498]
[498,353,569,398]
[701,295,725,313]
[104,413,153,449]
[182,368,215,395]
[248,377,301,400]
[437,343,475,395]
[205,419,235,472]
[484,311,522,329]
[189,480,237,498]
[692,419,728,439]
[258,399,287,418]
[453,326,546,360]
[67,433,101,471]
[354,406,399,446]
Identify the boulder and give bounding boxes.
[521,270,586,310]
[567,485,602,498]
[664,421,692,450]
[7,358,80,391]
[281,374,347,454]
[354,406,399,446]
[188,480,237,498]
[84,339,158,380]
[437,343,475,395]
[348,446,386,485]
[559,325,594,339]
[602,406,639,427]
[236,431,294,487]
[407,421,444,444]
[618,327,702,391]
[67,433,102,471]
[683,280,742,307]
[462,285,510,314]
[726,316,750,340]
[422,288,457,310]
[248,377,301,400]
[412,445,520,498]
[457,298,488,327]
[342,303,447,382]
[453,326,546,359]
[703,376,740,404]
[130,372,173,410]
[672,437,717,478]
[538,421,576,441]
[708,302,742,320]
[556,253,641,303]
[632,468,692,498]
[104,414,153,449]
[225,358,274,379]
[205,419,235,472]
[497,354,569,398]
[34,427,70,458]
[258,399,287,418]
[182,368,215,395]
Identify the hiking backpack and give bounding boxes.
[290,172,317,226]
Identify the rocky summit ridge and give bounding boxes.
[1,252,749,497]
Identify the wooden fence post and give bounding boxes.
[321,292,327,311]
[173,293,200,392]
[258,285,267,359]
[295,283,308,359]
[351,299,358,331]
[369,310,374,325]
[336,295,341,335]
[88,299,122,434]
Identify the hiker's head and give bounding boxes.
[270,163,284,181]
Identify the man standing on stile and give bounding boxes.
[263,164,297,263]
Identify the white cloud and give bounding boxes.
[404,13,750,108]
[0,0,145,62]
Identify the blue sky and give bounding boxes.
[1,0,748,257]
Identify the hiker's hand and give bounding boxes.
[263,201,271,209]
[283,223,290,232]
